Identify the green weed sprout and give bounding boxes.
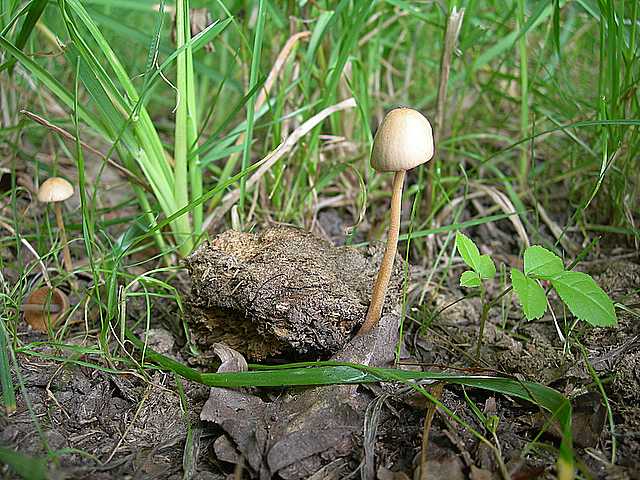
[454,232,617,357]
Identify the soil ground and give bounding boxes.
[2,217,639,480]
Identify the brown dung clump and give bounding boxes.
[185,225,402,361]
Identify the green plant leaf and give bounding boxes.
[455,232,482,271]
[524,245,564,279]
[460,270,481,288]
[551,271,617,327]
[511,268,547,320]
[477,255,497,279]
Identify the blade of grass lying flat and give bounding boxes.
[124,327,573,478]
[17,348,136,375]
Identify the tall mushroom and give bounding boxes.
[38,177,74,274]
[358,107,434,335]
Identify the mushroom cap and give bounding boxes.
[370,107,434,172]
[23,287,69,332]
[38,177,74,203]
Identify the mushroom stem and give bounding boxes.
[54,204,73,274]
[359,169,406,335]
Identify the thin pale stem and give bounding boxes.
[476,286,489,359]
[54,204,73,274]
[517,0,529,189]
[359,170,405,335]
[173,0,194,255]
[425,7,464,219]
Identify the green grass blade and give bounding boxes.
[552,0,561,57]
[173,0,195,254]
[472,1,557,72]
[353,211,523,247]
[0,319,16,415]
[0,0,47,74]
[123,156,267,255]
[0,35,107,137]
[73,58,108,353]
[517,0,529,188]
[239,0,267,216]
[193,77,266,160]
[185,16,202,237]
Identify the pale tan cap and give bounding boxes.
[370,107,434,172]
[37,177,74,203]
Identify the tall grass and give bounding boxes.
[2,1,232,258]
[3,1,636,249]
[0,2,638,474]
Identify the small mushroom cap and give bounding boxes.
[370,107,434,172]
[23,287,69,332]
[38,177,74,203]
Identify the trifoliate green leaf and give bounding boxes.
[511,268,547,320]
[477,255,497,280]
[551,271,617,327]
[524,245,564,279]
[460,270,481,288]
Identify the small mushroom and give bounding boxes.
[358,107,434,335]
[38,177,74,274]
[22,287,69,332]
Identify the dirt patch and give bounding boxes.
[0,354,213,479]
[3,234,639,479]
